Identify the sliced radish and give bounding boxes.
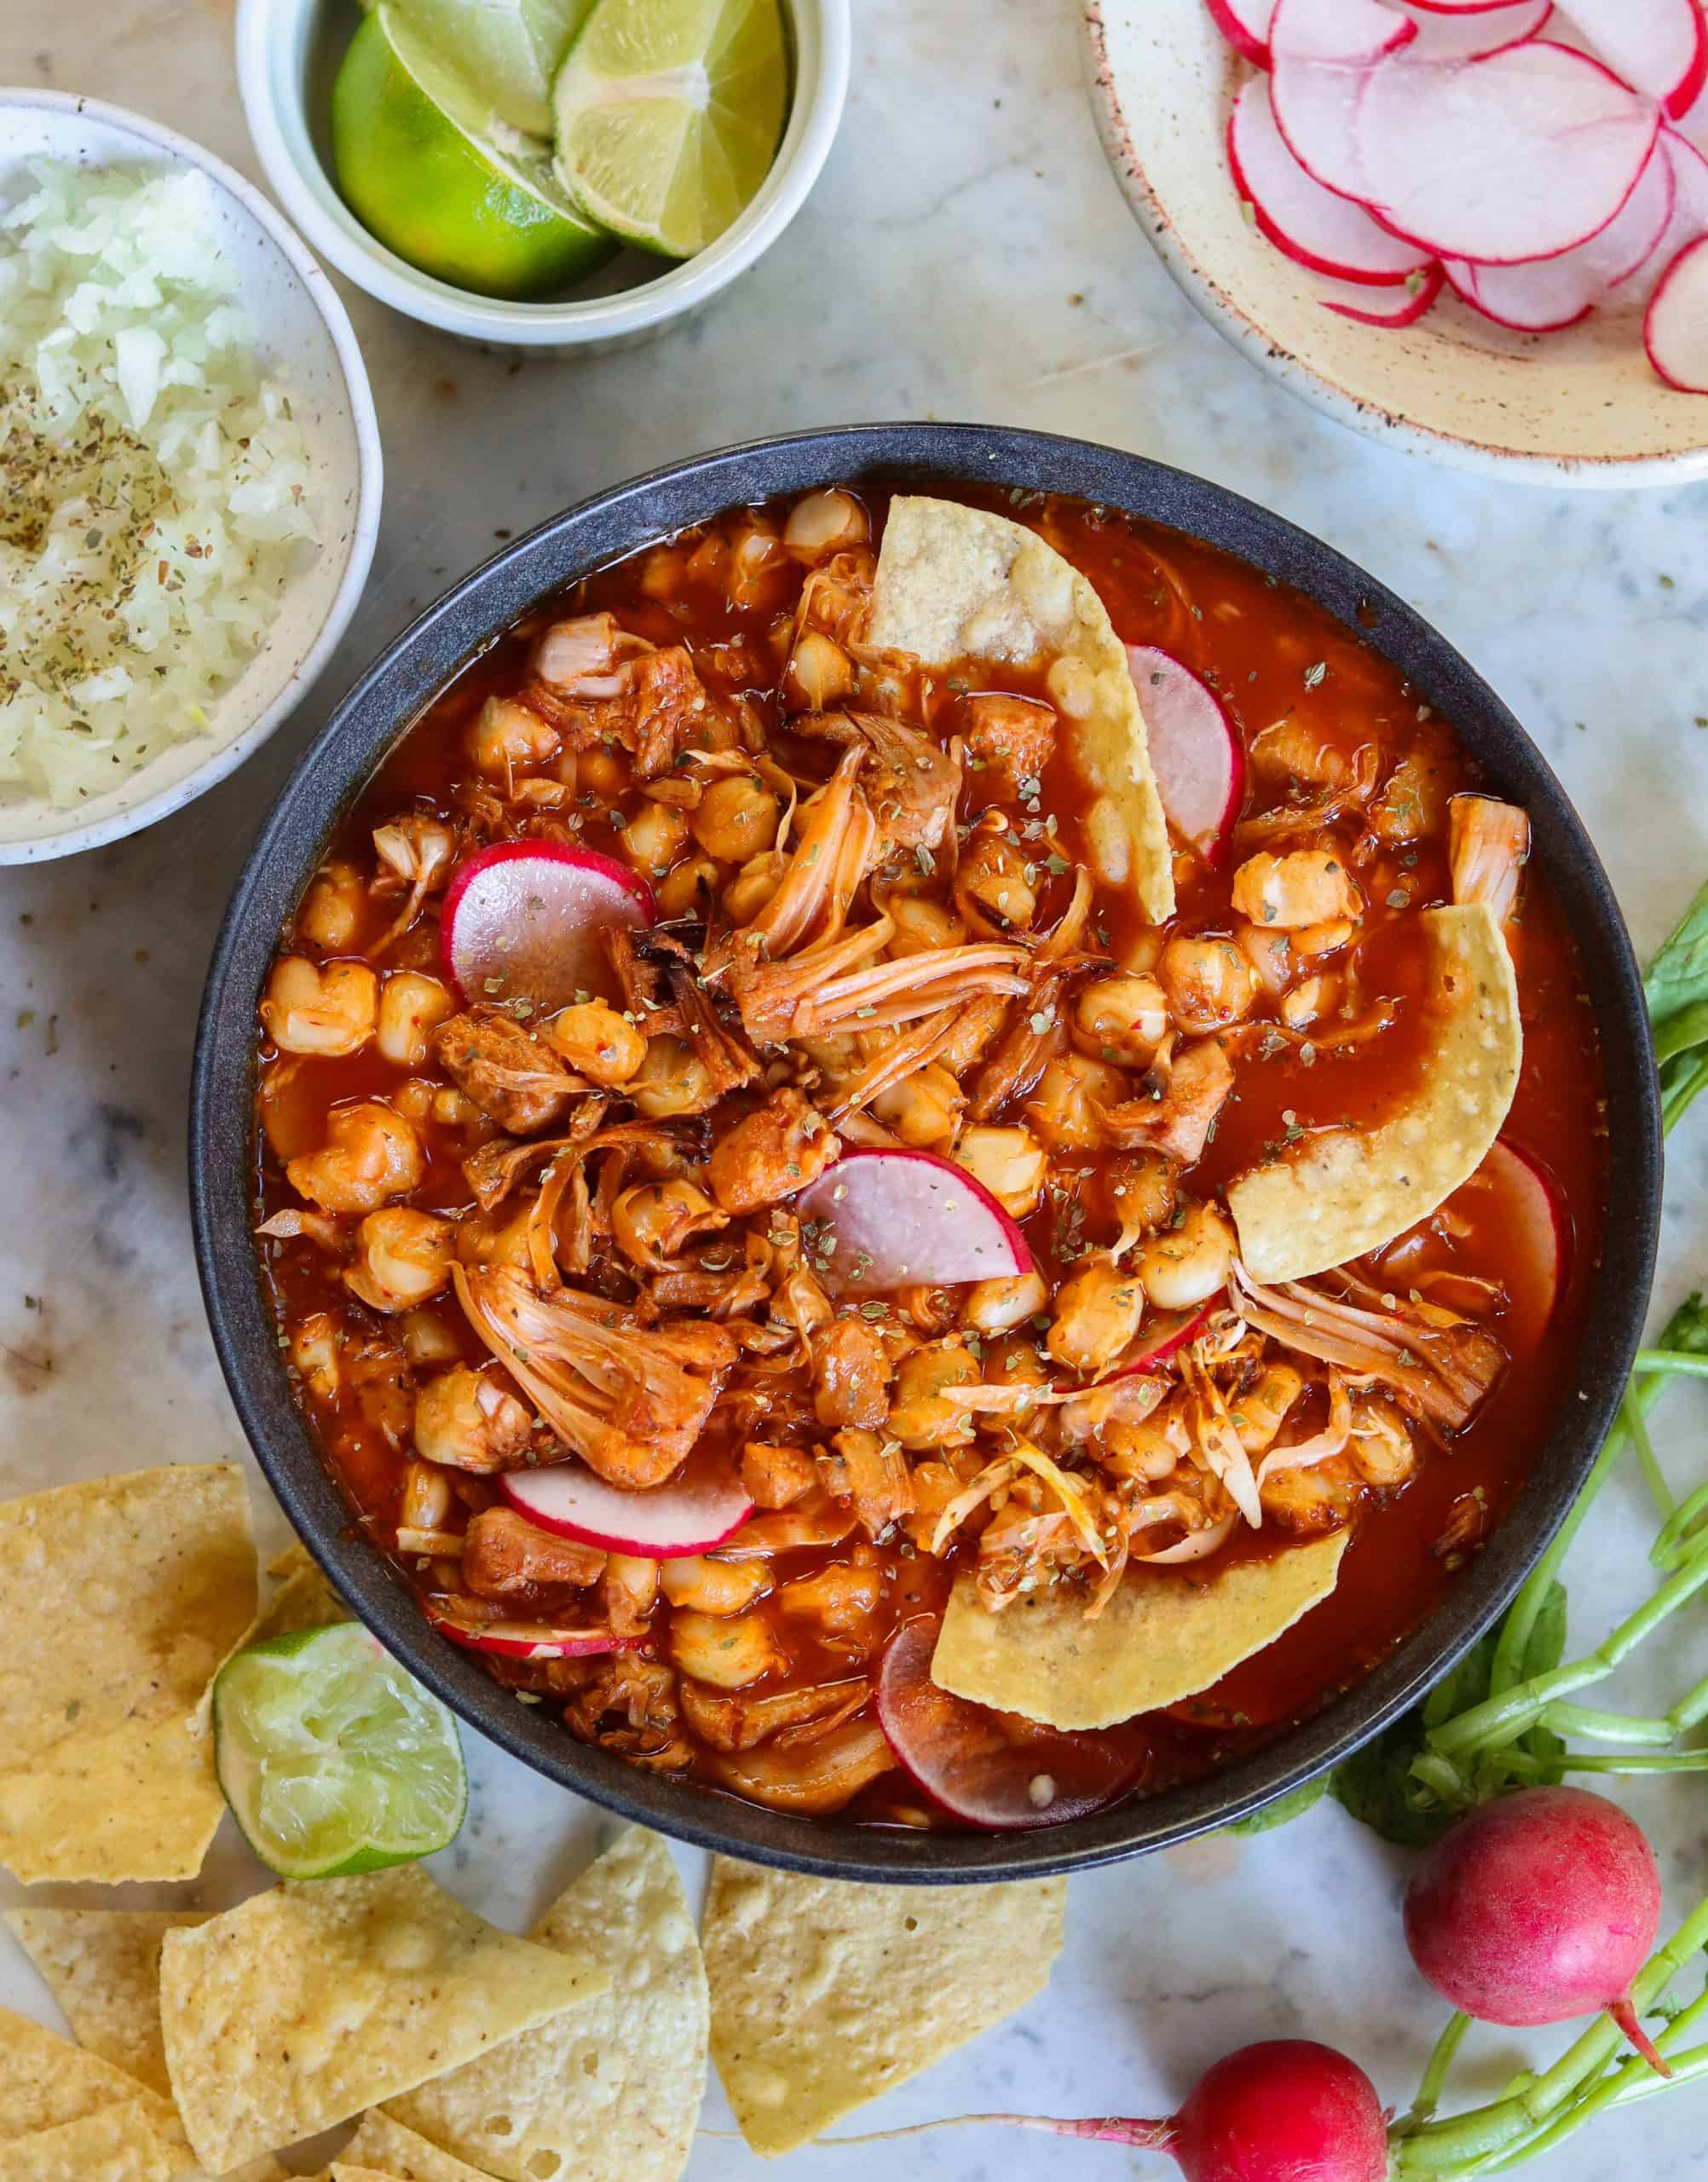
[501,1463,752,1556]
[1480,1140,1568,1336]
[1396,0,1551,59]
[876,1620,1145,1831]
[1125,646,1244,866]
[1406,0,1549,11]
[1229,79,1434,283]
[794,1147,1031,1293]
[1627,128,1708,304]
[1317,263,1445,322]
[1356,43,1660,266]
[1270,0,1419,201]
[1207,0,1278,66]
[1441,141,1674,328]
[1119,1302,1215,1373]
[1647,231,1708,389]
[428,1606,628,1659]
[441,840,655,1015]
[1560,0,1707,118]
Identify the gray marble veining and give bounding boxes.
[4,2,1708,2174]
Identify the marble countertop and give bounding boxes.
[5,2,1708,2176]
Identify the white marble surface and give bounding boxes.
[4,3,1708,2176]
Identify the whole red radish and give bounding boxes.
[1403,1786,1667,2071]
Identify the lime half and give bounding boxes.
[212,1620,467,1880]
[551,0,789,258]
[392,0,592,137]
[333,7,614,300]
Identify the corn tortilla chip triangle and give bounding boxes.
[0,2100,174,2182]
[3,1908,209,2100]
[868,494,1174,923]
[0,1463,257,1885]
[159,1865,609,2174]
[703,1857,1065,2156]
[254,1542,347,1643]
[332,2168,414,2182]
[333,2111,500,2182]
[1228,903,1521,1283]
[931,1532,1350,1730]
[0,2006,177,2142]
[388,1827,707,2182]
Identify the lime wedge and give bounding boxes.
[392,0,592,137]
[333,7,614,301]
[551,0,790,258]
[212,1620,467,1880]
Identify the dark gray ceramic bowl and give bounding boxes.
[191,424,1659,1883]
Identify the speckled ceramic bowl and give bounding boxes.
[1081,0,1708,484]
[0,90,381,863]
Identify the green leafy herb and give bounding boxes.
[1223,1773,1330,1837]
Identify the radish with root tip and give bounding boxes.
[793,1146,1031,1292]
[1403,1786,1669,2073]
[1207,0,1278,66]
[1316,264,1444,324]
[1647,232,1708,390]
[441,840,655,1014]
[875,1619,1145,1830]
[1356,42,1659,266]
[1126,645,1244,864]
[1560,0,1708,117]
[428,1607,630,1660]
[822,2039,1389,2180]
[1270,0,1418,202]
[501,1463,752,1556]
[1228,79,1434,283]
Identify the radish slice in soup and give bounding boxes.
[1119,1302,1215,1374]
[1317,264,1445,323]
[876,1619,1145,1831]
[501,1464,753,1556]
[428,1608,628,1660]
[1269,0,1418,202]
[441,840,655,1013]
[1125,646,1243,864]
[794,1147,1031,1292]
[1559,0,1708,118]
[1228,80,1435,284]
[1208,0,1278,66]
[1647,233,1708,391]
[1472,1140,1569,1339]
[1356,43,1660,267]
[1396,0,1551,59]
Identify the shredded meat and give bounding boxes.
[794,709,961,851]
[463,1507,607,1599]
[708,1088,840,1215]
[433,1010,582,1134]
[961,692,1056,804]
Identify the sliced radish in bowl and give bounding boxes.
[1229,79,1435,283]
[441,840,655,1014]
[875,1619,1146,1830]
[1356,43,1660,266]
[1208,0,1278,66]
[794,1147,1031,1293]
[1397,0,1551,59]
[428,1607,628,1660]
[1269,0,1418,201]
[1560,0,1707,117]
[1126,645,1244,864]
[1317,264,1445,323]
[502,1463,753,1556]
[1647,231,1708,390]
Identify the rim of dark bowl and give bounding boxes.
[190,422,1660,1884]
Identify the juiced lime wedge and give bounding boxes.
[551,0,789,258]
[333,6,614,300]
[212,1620,467,1879]
[393,0,591,137]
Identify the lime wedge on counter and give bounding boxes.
[212,1620,467,1879]
[333,6,614,300]
[550,0,790,258]
[392,0,592,136]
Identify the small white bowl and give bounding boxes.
[237,0,851,352]
[0,90,382,864]
[1081,0,1708,485]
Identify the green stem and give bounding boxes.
[1661,1047,1708,1132]
[1487,1423,1624,1700]
[1630,1349,1708,1377]
[1503,1747,1708,1777]
[1541,1701,1676,1746]
[1621,1386,1673,1518]
[1653,1477,1708,1568]
[1393,2014,1472,2138]
[1427,1538,1708,1758]
[1474,1992,1708,2173]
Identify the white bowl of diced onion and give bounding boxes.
[0,91,381,863]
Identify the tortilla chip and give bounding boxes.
[0,1463,257,1885]
[0,2006,178,2142]
[868,494,1174,923]
[1228,903,1521,1284]
[0,2102,174,2182]
[338,2112,501,2182]
[389,1827,706,2182]
[932,1531,1350,1730]
[159,1865,609,2174]
[703,1858,1065,2156]
[253,1542,347,1642]
[3,1909,209,2099]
